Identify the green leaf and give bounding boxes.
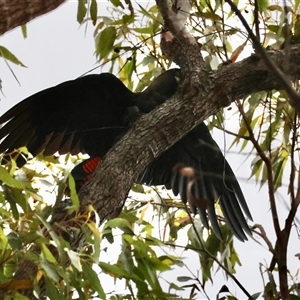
[0,46,26,67]
[105,217,133,230]
[294,15,300,39]
[90,0,97,25]
[141,56,156,67]
[0,166,24,189]
[267,5,283,11]
[66,249,82,272]
[41,244,58,264]
[251,292,262,300]
[257,0,269,12]
[169,282,185,291]
[133,27,154,34]
[135,70,157,92]
[177,276,194,282]
[96,26,116,59]
[21,25,27,39]
[86,222,101,262]
[159,255,184,267]
[68,174,79,212]
[119,236,135,273]
[40,261,59,282]
[273,149,288,190]
[110,0,124,8]
[250,157,263,182]
[267,25,280,33]
[77,0,87,24]
[122,14,134,25]
[0,191,5,204]
[0,226,9,251]
[131,183,144,193]
[7,232,22,250]
[135,258,158,290]
[82,262,105,298]
[99,261,143,282]
[4,186,28,218]
[295,0,300,11]
[200,233,221,282]
[44,277,61,299]
[137,3,159,22]
[101,228,114,244]
[36,215,66,264]
[195,11,222,20]
[10,293,29,300]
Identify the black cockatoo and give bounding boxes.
[0,69,252,241]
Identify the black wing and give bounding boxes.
[0,69,252,241]
[0,73,135,165]
[138,124,252,242]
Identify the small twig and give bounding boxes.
[164,233,254,299]
[215,126,252,140]
[254,0,260,45]
[285,163,300,237]
[283,0,291,73]
[289,113,297,203]
[225,0,300,114]
[236,101,294,299]
[251,224,275,255]
[220,0,229,61]
[236,101,282,242]
[183,204,253,299]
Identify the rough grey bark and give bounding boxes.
[0,0,66,36]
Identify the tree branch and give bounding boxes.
[78,45,300,224]
[0,0,66,36]
[225,0,300,114]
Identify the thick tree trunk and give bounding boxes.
[0,0,66,36]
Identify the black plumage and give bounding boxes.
[0,69,252,241]
[0,74,135,162]
[139,123,252,240]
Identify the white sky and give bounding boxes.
[0,1,299,299]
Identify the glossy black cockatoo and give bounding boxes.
[0,69,252,241]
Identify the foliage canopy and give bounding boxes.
[0,0,300,299]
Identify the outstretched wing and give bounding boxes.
[70,122,252,241]
[139,123,253,241]
[0,73,135,165]
[0,69,252,241]
[134,69,252,241]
